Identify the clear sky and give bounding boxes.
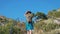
[0,0,60,21]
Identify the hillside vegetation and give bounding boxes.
[0,9,60,34]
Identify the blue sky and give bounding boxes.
[0,0,60,21]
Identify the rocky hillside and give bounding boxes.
[0,9,60,34]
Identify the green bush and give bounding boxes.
[0,21,26,34]
[34,21,60,32]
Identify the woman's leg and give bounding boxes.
[29,30,32,34]
[27,31,29,34]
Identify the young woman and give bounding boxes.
[25,11,34,34]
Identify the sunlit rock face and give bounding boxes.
[0,16,5,26]
[0,16,5,20]
[57,8,60,11]
[54,18,60,24]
